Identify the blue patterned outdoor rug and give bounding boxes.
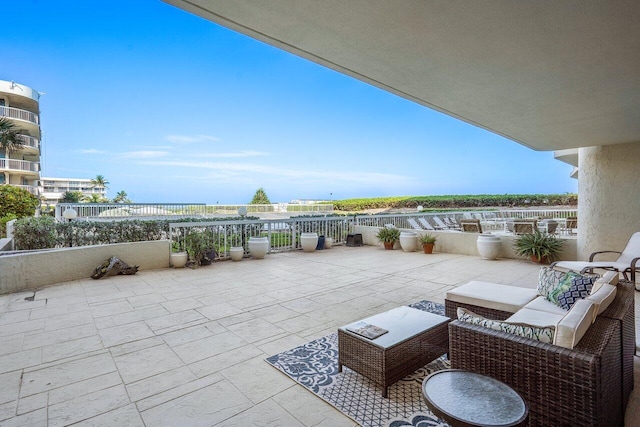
[266,301,451,427]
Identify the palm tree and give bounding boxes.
[112,190,131,204]
[90,174,109,190]
[82,193,108,203]
[60,191,82,203]
[0,117,24,153]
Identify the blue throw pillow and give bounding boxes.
[558,276,595,310]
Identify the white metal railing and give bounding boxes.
[55,203,208,221]
[169,216,354,260]
[0,158,39,173]
[354,209,578,229]
[16,134,39,150]
[205,204,333,214]
[0,106,39,125]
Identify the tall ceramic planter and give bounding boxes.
[477,234,501,260]
[300,232,319,252]
[399,231,418,252]
[248,237,269,259]
[324,237,333,249]
[230,246,244,261]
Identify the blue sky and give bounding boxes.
[4,0,577,204]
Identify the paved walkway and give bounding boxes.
[0,246,638,426]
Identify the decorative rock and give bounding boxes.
[91,256,139,279]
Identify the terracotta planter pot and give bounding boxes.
[531,255,550,264]
[422,243,434,254]
[383,242,395,250]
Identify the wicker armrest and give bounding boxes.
[449,318,622,426]
[589,250,622,262]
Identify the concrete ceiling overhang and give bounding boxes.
[164,0,640,151]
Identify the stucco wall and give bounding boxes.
[578,142,640,260]
[354,226,577,260]
[0,240,170,295]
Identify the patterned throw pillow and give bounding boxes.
[537,267,568,299]
[558,276,595,310]
[547,271,581,305]
[457,307,555,343]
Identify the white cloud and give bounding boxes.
[80,149,105,154]
[165,134,221,144]
[200,150,268,158]
[135,159,413,185]
[117,151,169,159]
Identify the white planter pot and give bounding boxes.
[248,237,269,259]
[170,252,188,268]
[324,237,333,249]
[230,246,244,261]
[399,231,419,252]
[300,232,319,252]
[477,234,501,260]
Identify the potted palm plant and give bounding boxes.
[513,231,564,264]
[419,233,437,254]
[376,227,401,250]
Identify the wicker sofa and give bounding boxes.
[445,278,634,427]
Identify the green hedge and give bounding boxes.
[333,194,577,211]
[12,216,258,250]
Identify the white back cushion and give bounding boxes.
[586,283,617,321]
[554,299,597,349]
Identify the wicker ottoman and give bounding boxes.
[338,306,450,397]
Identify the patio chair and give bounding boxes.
[565,216,578,235]
[460,219,482,233]
[407,218,424,230]
[551,231,640,282]
[513,220,537,235]
[417,217,436,231]
[539,219,559,235]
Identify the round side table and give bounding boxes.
[422,369,528,427]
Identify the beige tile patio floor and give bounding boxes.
[0,246,638,426]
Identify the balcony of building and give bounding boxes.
[13,134,40,154]
[0,158,40,177]
[0,246,637,426]
[0,106,40,137]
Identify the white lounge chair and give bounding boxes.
[417,218,436,231]
[407,218,424,230]
[432,216,449,230]
[551,231,640,282]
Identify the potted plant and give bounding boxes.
[419,233,437,254]
[376,227,401,250]
[170,241,188,268]
[185,229,214,267]
[513,231,564,264]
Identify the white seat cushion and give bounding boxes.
[506,308,565,328]
[586,283,617,320]
[523,296,568,315]
[554,299,597,349]
[446,281,538,314]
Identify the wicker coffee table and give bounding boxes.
[338,306,450,398]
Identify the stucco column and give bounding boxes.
[578,142,640,260]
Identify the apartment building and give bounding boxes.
[0,80,41,196]
[40,177,107,206]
